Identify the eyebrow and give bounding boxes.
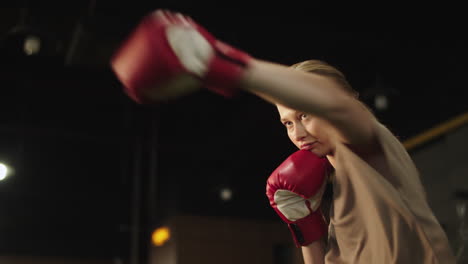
[280,111,297,123]
[279,113,295,123]
[279,109,298,123]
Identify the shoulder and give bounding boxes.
[335,106,382,155]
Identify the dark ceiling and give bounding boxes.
[0,1,467,260]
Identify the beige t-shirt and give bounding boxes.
[324,121,456,264]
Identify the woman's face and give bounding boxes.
[277,104,334,157]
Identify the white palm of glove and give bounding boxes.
[147,9,214,77]
[274,180,327,221]
[167,25,214,77]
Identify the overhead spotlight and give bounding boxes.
[362,72,399,112]
[0,163,10,181]
[374,94,389,111]
[1,24,60,61]
[219,187,233,201]
[0,6,58,60]
[23,35,41,55]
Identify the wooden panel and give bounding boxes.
[150,215,304,264]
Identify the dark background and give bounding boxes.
[0,1,467,261]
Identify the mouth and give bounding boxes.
[300,142,317,150]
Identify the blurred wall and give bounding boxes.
[150,215,303,264]
[410,122,468,252]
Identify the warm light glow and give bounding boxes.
[220,187,233,201]
[152,226,171,246]
[0,163,8,181]
[24,35,41,55]
[374,94,389,111]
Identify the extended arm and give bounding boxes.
[110,9,376,149]
[240,59,376,149]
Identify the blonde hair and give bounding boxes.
[290,60,359,99]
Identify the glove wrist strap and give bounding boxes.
[288,209,328,247]
[203,41,251,97]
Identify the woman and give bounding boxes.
[110,9,456,263]
[263,59,456,263]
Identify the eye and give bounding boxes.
[300,113,308,120]
[283,121,292,127]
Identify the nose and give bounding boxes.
[293,123,308,142]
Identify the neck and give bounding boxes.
[326,154,337,169]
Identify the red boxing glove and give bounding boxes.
[110,9,252,104]
[266,150,331,247]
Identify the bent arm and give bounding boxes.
[301,240,326,264]
[240,59,376,149]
